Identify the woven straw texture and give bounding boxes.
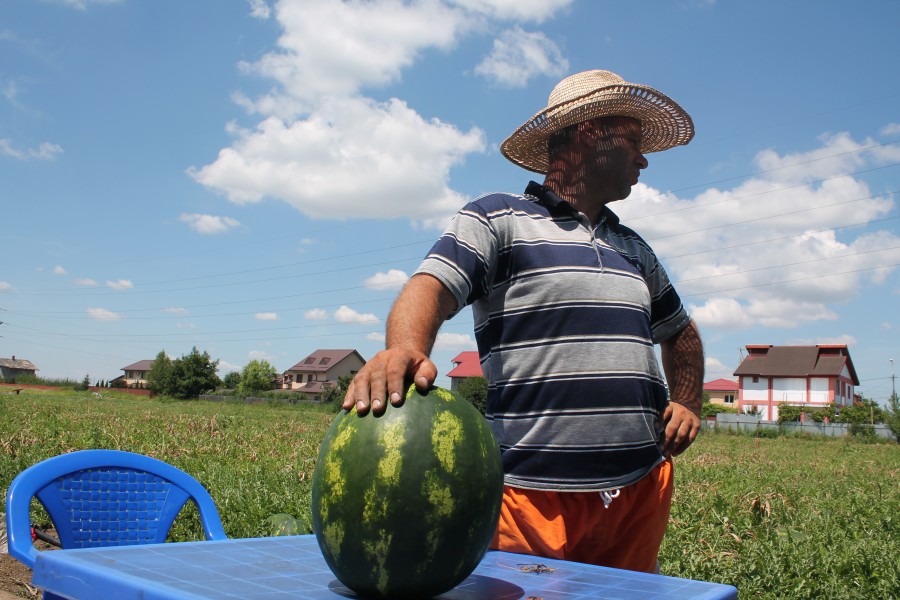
[501,70,694,174]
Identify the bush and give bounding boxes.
[701,403,737,418]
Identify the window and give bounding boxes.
[724,394,734,404]
[319,357,331,365]
[752,376,759,383]
[305,357,315,365]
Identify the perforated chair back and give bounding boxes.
[5,450,227,569]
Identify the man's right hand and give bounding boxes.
[342,348,437,416]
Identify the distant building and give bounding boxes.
[733,344,859,421]
[703,378,739,407]
[121,360,154,388]
[282,349,365,401]
[0,355,39,380]
[447,351,482,393]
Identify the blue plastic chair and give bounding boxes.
[5,449,227,572]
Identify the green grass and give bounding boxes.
[2,390,898,598]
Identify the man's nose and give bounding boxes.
[637,152,649,169]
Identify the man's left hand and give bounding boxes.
[658,402,700,458]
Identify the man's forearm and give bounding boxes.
[385,274,457,356]
[660,320,704,416]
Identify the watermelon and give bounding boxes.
[311,384,503,599]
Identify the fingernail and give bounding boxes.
[390,392,400,403]
[373,399,383,411]
[357,400,366,411]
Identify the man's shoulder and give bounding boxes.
[467,190,545,215]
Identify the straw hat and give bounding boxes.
[500,69,694,174]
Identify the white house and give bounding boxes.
[733,344,859,421]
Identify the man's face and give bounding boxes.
[584,116,648,202]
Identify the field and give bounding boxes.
[1,388,898,599]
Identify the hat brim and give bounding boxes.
[500,82,694,174]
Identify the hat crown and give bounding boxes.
[547,70,625,106]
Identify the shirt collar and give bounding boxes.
[524,181,621,226]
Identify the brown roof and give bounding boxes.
[286,349,363,373]
[733,345,859,384]
[0,357,38,371]
[122,360,154,372]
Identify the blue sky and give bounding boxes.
[2,0,899,404]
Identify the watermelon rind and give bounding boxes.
[311,385,503,599]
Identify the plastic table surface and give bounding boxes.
[32,534,737,600]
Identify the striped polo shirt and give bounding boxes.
[416,181,691,491]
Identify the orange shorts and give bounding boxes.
[490,459,673,573]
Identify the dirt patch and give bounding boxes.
[0,551,38,599]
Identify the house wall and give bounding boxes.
[740,377,768,401]
[706,391,736,406]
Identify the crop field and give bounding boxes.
[1,388,898,599]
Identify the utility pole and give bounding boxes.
[891,358,896,400]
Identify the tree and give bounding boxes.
[237,360,277,396]
[457,376,488,416]
[885,393,900,442]
[222,371,242,390]
[146,350,173,395]
[167,347,220,399]
[322,375,353,409]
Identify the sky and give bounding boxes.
[1,0,899,405]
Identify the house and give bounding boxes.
[703,378,738,406]
[121,360,154,388]
[733,344,859,421]
[282,349,365,401]
[447,351,482,393]
[0,355,39,380]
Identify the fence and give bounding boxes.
[705,413,894,440]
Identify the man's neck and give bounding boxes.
[541,176,612,225]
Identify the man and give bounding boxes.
[344,70,704,573]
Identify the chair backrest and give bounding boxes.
[5,450,227,569]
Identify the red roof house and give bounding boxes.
[703,378,738,407]
[447,351,482,392]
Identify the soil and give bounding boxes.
[1,529,57,599]
[0,551,39,599]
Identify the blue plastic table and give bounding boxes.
[32,534,737,599]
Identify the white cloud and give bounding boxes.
[249,350,276,362]
[474,27,568,88]
[189,98,483,224]
[433,332,477,350]
[179,213,241,235]
[364,269,409,290]
[880,123,900,136]
[0,281,12,291]
[786,334,857,347]
[0,139,63,160]
[304,308,328,320]
[87,307,120,321]
[73,278,97,286]
[334,305,379,323]
[247,0,270,19]
[53,265,66,275]
[218,360,241,373]
[54,0,122,10]
[615,131,900,332]
[189,0,498,227]
[704,357,735,382]
[106,279,133,290]
[164,307,190,315]
[176,322,196,329]
[367,332,386,343]
[242,0,464,106]
[254,312,279,321]
[448,0,574,22]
